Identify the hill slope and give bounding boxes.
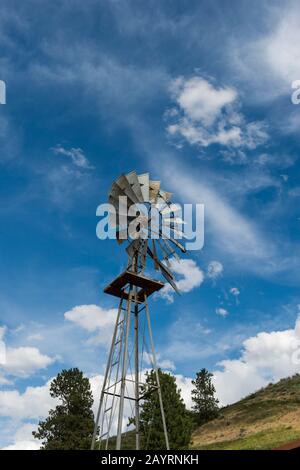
[192,374,300,450]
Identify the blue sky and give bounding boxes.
[1,0,300,449]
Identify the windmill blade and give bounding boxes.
[115,174,140,204]
[163,217,186,225]
[156,239,172,268]
[160,203,182,215]
[147,245,173,279]
[126,171,144,202]
[109,195,132,217]
[110,182,136,207]
[159,190,172,202]
[137,173,150,202]
[157,238,174,257]
[160,229,186,253]
[139,239,148,270]
[155,190,172,207]
[161,268,180,294]
[147,247,180,293]
[152,240,160,271]
[108,195,136,228]
[149,180,161,203]
[160,238,180,261]
[162,224,187,239]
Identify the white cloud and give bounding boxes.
[170,76,237,126]
[207,260,223,281]
[52,145,93,169]
[173,374,193,410]
[159,258,204,302]
[64,304,118,346]
[0,379,55,420]
[2,440,40,451]
[262,9,300,86]
[166,75,268,153]
[216,308,229,317]
[1,346,55,378]
[143,352,176,371]
[2,423,41,450]
[213,311,300,406]
[230,287,240,297]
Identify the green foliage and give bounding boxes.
[32,368,95,450]
[191,368,219,426]
[139,369,193,450]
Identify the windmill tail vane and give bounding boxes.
[92,171,187,450]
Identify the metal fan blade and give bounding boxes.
[159,238,180,262]
[160,229,186,253]
[147,246,174,279]
[158,190,172,202]
[160,203,182,215]
[126,171,144,202]
[163,217,186,225]
[162,224,187,239]
[156,240,172,268]
[149,180,161,203]
[109,196,131,217]
[137,173,150,202]
[140,239,148,269]
[115,174,140,204]
[108,194,135,228]
[157,238,173,256]
[110,182,136,207]
[161,269,180,294]
[150,251,180,293]
[152,240,160,270]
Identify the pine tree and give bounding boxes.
[33,368,95,449]
[191,368,219,426]
[139,369,193,450]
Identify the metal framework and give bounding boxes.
[91,170,187,450]
[91,250,170,450]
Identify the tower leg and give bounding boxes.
[145,295,170,450]
[116,290,132,450]
[134,292,140,450]
[91,297,124,450]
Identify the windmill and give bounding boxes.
[91,171,186,450]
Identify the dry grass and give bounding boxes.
[191,374,300,450]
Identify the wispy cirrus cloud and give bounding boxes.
[52,145,93,170]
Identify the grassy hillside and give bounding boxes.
[192,373,300,450]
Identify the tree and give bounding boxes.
[33,368,95,449]
[191,368,219,426]
[139,369,193,450]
